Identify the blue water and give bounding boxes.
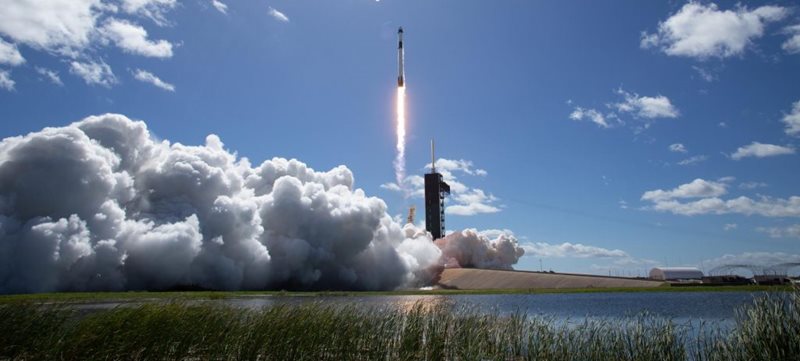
[221,291,762,323]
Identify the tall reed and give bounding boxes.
[1,289,797,360]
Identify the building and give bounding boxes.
[424,140,450,240]
[649,267,704,281]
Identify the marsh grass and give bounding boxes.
[1,289,798,360]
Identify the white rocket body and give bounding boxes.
[397,27,405,87]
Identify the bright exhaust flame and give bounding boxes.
[394,85,406,192]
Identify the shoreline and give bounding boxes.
[0,284,791,304]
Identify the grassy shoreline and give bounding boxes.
[0,284,790,304]
[1,289,798,360]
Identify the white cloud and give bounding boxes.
[647,196,800,217]
[132,69,174,91]
[0,38,24,66]
[426,158,486,176]
[718,121,728,128]
[641,2,787,59]
[677,155,708,166]
[120,0,177,26]
[669,143,688,153]
[0,0,102,56]
[521,242,628,258]
[35,67,63,85]
[642,179,800,217]
[692,65,716,82]
[783,100,800,137]
[782,24,800,54]
[211,0,228,14]
[0,70,14,91]
[268,7,290,22]
[613,88,679,119]
[69,60,117,87]
[385,158,500,216]
[569,107,610,128]
[723,223,737,231]
[641,178,727,202]
[100,19,173,58]
[447,189,500,216]
[380,182,401,192]
[731,142,795,160]
[739,181,767,190]
[758,224,800,239]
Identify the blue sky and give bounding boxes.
[1,0,799,275]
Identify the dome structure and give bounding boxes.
[649,267,704,281]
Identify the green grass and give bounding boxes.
[0,288,798,360]
[0,284,788,304]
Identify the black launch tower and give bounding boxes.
[425,140,450,240]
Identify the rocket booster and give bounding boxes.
[397,27,404,87]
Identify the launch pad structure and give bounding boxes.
[425,140,450,240]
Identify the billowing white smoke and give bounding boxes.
[0,114,524,294]
[0,114,443,293]
[435,229,525,270]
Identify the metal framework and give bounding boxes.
[424,140,450,240]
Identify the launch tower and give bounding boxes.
[425,140,450,240]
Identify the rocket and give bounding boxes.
[397,27,405,87]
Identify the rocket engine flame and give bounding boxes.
[395,85,406,193]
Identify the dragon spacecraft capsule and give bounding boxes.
[397,27,405,87]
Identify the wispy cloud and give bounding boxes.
[669,143,687,153]
[569,107,611,128]
[132,69,175,91]
[268,7,290,22]
[783,100,800,137]
[731,142,795,160]
[70,60,117,87]
[0,38,24,66]
[0,70,14,91]
[642,178,800,217]
[677,155,708,166]
[782,24,800,54]
[612,88,679,119]
[757,224,800,239]
[35,67,63,86]
[211,0,228,14]
[521,242,628,258]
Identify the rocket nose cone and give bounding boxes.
[398,27,403,33]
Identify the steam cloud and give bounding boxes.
[0,114,524,294]
[436,229,525,270]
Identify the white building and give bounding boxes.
[649,267,704,281]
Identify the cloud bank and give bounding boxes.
[641,178,800,217]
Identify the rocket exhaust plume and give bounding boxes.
[394,27,407,193]
[395,86,406,191]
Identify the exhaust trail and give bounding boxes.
[395,85,406,192]
[394,27,407,193]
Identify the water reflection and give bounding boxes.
[67,291,763,326]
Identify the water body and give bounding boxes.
[73,291,765,326]
[231,291,761,324]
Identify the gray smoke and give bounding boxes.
[0,114,523,294]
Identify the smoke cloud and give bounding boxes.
[0,114,523,294]
[436,229,525,270]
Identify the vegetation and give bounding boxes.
[0,289,798,360]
